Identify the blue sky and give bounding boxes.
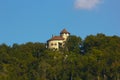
[0,0,120,45]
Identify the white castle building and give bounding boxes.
[47,29,70,49]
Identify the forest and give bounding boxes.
[0,33,120,80]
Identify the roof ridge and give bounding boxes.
[48,36,64,41]
[60,28,70,34]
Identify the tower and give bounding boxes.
[60,29,70,41]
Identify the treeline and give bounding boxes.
[0,33,120,80]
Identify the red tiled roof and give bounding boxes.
[48,36,64,41]
[60,29,70,34]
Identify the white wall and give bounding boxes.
[61,33,69,41]
[48,40,63,49]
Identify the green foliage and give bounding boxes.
[0,34,120,80]
[65,35,82,53]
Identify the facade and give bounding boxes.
[47,29,70,49]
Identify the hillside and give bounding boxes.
[0,34,120,80]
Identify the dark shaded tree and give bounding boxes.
[65,35,82,53]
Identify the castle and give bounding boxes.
[47,29,70,49]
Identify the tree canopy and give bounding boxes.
[0,34,120,80]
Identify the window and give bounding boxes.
[55,43,57,46]
[51,43,53,46]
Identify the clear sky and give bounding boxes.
[0,0,120,45]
